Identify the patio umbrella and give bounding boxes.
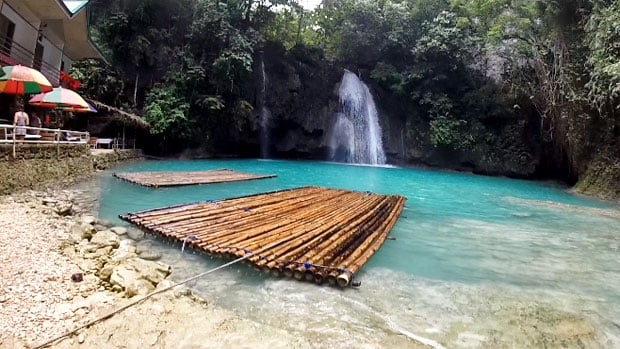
[0,65,53,94]
[60,103,97,113]
[28,87,90,109]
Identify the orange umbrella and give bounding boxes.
[0,65,53,94]
[28,87,89,109]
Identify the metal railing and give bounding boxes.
[0,123,90,157]
[0,32,63,85]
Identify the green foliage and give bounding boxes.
[198,96,225,111]
[85,0,618,191]
[586,3,620,115]
[69,59,124,105]
[143,85,190,135]
[370,63,405,95]
[429,117,472,148]
[414,11,471,58]
[211,34,255,93]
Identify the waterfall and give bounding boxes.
[329,70,386,165]
[258,58,271,158]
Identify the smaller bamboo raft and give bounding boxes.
[113,169,276,187]
[120,186,406,287]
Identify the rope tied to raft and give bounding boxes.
[32,235,294,349]
[181,235,197,254]
[205,199,221,206]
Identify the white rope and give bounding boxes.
[32,237,290,349]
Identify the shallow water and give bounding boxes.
[89,159,620,347]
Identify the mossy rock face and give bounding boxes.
[0,144,93,195]
[92,149,143,170]
[574,158,620,200]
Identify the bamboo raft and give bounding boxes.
[113,169,276,187]
[120,186,406,287]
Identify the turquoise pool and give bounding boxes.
[92,159,620,347]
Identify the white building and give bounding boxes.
[0,0,102,85]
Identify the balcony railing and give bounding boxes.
[0,31,62,85]
[0,123,90,156]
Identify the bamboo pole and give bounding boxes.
[119,187,407,287]
[269,193,384,271]
[218,196,348,259]
[330,196,406,287]
[317,197,404,279]
[173,190,330,237]
[114,169,277,187]
[191,190,341,249]
[309,201,391,283]
[253,190,382,279]
[292,195,389,269]
[125,187,322,223]
[228,190,354,250]
[174,189,334,252]
[326,200,392,263]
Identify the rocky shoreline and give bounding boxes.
[0,188,306,349]
[0,188,172,348]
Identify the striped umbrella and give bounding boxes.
[0,65,53,94]
[60,102,97,113]
[28,87,90,109]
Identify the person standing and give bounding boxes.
[30,112,41,135]
[13,102,29,140]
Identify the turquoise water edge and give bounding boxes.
[91,159,620,348]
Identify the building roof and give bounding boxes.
[4,0,102,61]
[61,1,89,15]
[87,99,150,129]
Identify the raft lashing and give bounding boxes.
[120,186,406,287]
[113,169,276,187]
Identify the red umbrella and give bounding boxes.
[0,65,53,94]
[28,87,89,109]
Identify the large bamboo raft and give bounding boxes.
[113,169,276,187]
[120,186,406,287]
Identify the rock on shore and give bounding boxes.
[0,188,309,349]
[0,192,101,348]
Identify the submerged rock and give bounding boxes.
[127,228,145,241]
[94,224,108,232]
[137,250,162,261]
[110,226,128,236]
[98,219,113,227]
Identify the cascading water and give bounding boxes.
[258,58,271,158]
[329,70,386,165]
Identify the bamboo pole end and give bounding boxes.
[336,273,351,288]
